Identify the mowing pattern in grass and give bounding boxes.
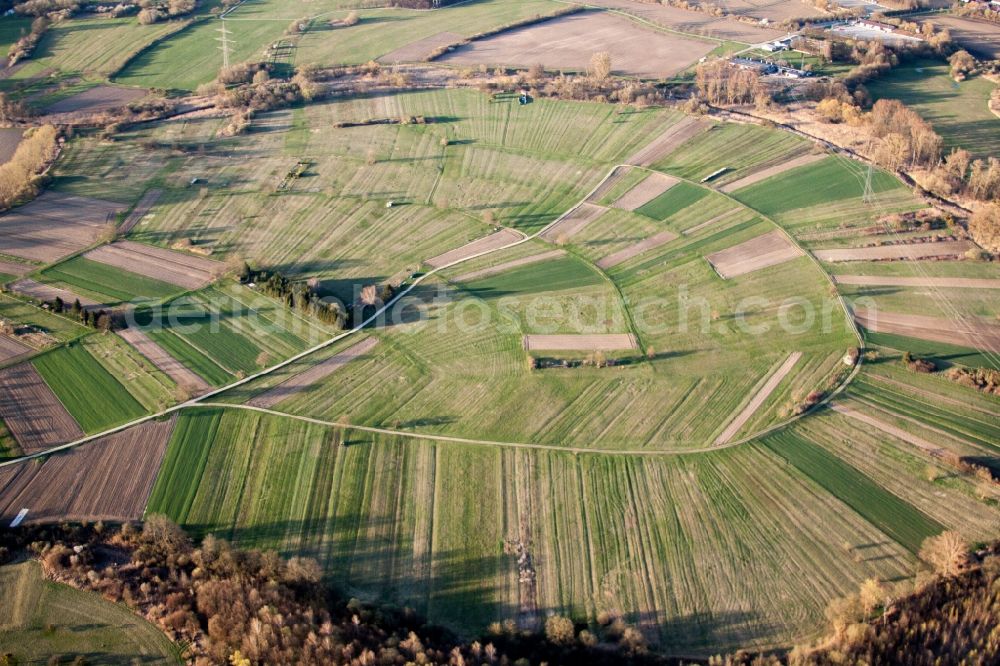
[148,408,915,653]
[759,430,944,553]
[0,560,180,665]
[634,181,708,220]
[32,341,145,433]
[41,256,182,304]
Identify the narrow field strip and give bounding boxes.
[0,363,84,453]
[595,229,678,269]
[719,152,826,193]
[714,352,802,445]
[0,192,124,263]
[0,417,175,526]
[117,328,210,394]
[705,230,803,279]
[539,203,606,242]
[610,173,678,211]
[833,275,1000,289]
[523,333,637,351]
[682,207,743,235]
[0,336,32,365]
[451,249,565,282]
[84,240,221,290]
[0,260,32,277]
[829,403,942,456]
[626,115,709,166]
[10,279,103,309]
[118,188,163,234]
[854,307,1000,351]
[247,338,379,409]
[425,228,524,267]
[814,240,976,262]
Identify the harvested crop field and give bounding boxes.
[706,230,803,279]
[84,240,221,290]
[709,0,824,22]
[832,275,1000,289]
[379,31,463,63]
[714,352,801,445]
[0,192,124,263]
[595,229,678,268]
[0,418,175,525]
[43,84,147,115]
[611,173,678,210]
[719,152,826,193]
[582,0,787,41]
[118,188,162,234]
[924,16,1000,59]
[540,203,606,242]
[814,239,976,262]
[452,249,565,282]
[0,336,31,365]
[626,115,710,166]
[425,229,523,268]
[854,308,1000,351]
[523,333,638,350]
[9,279,101,309]
[117,328,209,394]
[247,338,379,409]
[0,127,22,165]
[437,12,716,79]
[0,363,83,453]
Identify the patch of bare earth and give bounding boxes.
[813,240,976,262]
[719,152,826,193]
[0,336,32,365]
[611,173,679,210]
[247,338,379,409]
[10,279,102,309]
[0,192,125,263]
[0,128,23,165]
[626,115,710,166]
[833,275,1000,289]
[714,352,802,445]
[43,85,147,116]
[523,333,638,350]
[595,229,678,269]
[540,203,606,242]
[702,0,824,23]
[0,418,176,526]
[426,229,524,268]
[853,307,1000,351]
[118,188,163,234]
[706,229,803,279]
[438,11,716,79]
[379,31,463,63]
[452,250,565,282]
[581,0,788,41]
[84,240,221,290]
[925,16,1000,59]
[117,328,209,394]
[0,363,83,453]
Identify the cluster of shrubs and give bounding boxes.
[946,366,1000,396]
[240,265,348,329]
[137,0,197,25]
[0,124,58,211]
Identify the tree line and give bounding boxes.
[0,123,58,211]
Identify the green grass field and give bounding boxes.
[0,293,88,344]
[759,430,944,553]
[862,329,1000,370]
[867,58,1000,159]
[147,406,919,653]
[41,256,182,305]
[634,181,708,220]
[0,560,180,665]
[32,341,146,432]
